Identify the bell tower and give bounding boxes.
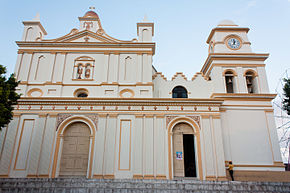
[137,16,154,42]
[202,20,270,94]
[78,7,103,33]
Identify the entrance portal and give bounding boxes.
[183,134,196,177]
[172,123,196,178]
[59,122,90,176]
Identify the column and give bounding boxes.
[212,66,226,93]
[155,115,166,179]
[265,111,283,162]
[142,54,147,82]
[0,115,21,176]
[103,53,109,83]
[93,114,106,178]
[237,67,247,93]
[257,67,270,93]
[103,114,117,178]
[201,115,216,180]
[18,52,33,82]
[108,54,119,83]
[52,53,66,83]
[211,115,227,180]
[144,115,154,178]
[133,115,143,178]
[27,114,47,176]
[14,52,23,78]
[142,54,152,82]
[220,112,232,163]
[38,114,57,177]
[136,54,142,82]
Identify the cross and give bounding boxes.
[89,6,95,10]
[84,36,89,42]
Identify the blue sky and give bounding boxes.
[0,0,290,92]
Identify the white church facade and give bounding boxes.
[0,10,286,181]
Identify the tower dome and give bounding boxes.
[83,10,99,18]
[217,20,238,26]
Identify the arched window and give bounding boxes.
[172,86,188,98]
[225,71,234,93]
[77,93,88,98]
[245,71,257,93]
[74,88,88,98]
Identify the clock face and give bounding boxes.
[227,38,241,49]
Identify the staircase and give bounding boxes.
[0,178,290,193]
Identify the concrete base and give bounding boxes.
[0,178,290,192]
[226,170,290,182]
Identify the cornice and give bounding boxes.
[16,97,224,106]
[210,93,276,101]
[22,21,47,35]
[137,22,154,36]
[206,27,250,44]
[201,53,269,75]
[16,42,156,55]
[16,41,155,47]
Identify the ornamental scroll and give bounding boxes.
[166,116,200,128]
[56,114,98,131]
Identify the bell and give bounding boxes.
[228,78,232,83]
[246,78,251,85]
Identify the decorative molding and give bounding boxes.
[152,72,167,81]
[56,113,98,131]
[166,116,178,127]
[166,115,200,127]
[133,174,143,179]
[171,72,187,81]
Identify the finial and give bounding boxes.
[33,13,40,21]
[143,14,148,22]
[89,6,95,11]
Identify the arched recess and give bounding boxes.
[142,29,149,41]
[167,117,203,180]
[24,27,33,41]
[51,115,96,178]
[223,69,237,93]
[244,69,259,93]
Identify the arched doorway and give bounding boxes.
[172,123,196,177]
[59,122,90,176]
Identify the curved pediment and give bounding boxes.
[43,29,137,43]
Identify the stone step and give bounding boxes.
[0,178,289,193]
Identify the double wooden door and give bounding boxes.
[59,122,90,176]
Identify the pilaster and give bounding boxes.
[27,114,47,176]
[0,116,21,175]
[38,114,57,176]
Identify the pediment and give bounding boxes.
[44,29,135,43]
[57,30,118,43]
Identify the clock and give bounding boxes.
[227,37,241,50]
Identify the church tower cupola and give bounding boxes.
[78,7,103,33]
[206,20,252,53]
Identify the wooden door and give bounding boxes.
[59,122,90,176]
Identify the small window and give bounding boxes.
[74,88,89,98]
[172,86,188,98]
[245,71,256,93]
[77,93,88,97]
[225,71,234,93]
